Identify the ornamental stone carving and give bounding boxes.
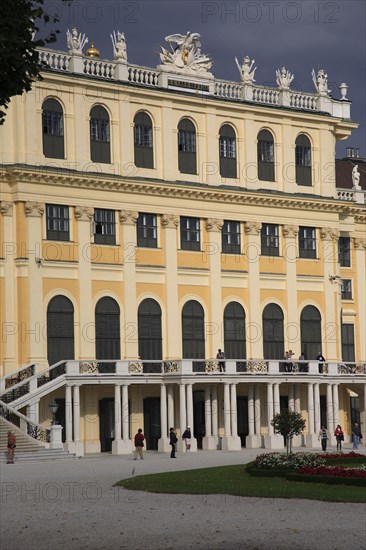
[79,361,98,374]
[205,360,220,373]
[0,201,13,216]
[161,214,179,229]
[128,361,143,374]
[244,221,261,235]
[111,30,127,62]
[67,27,88,55]
[164,360,181,373]
[247,360,268,373]
[353,237,366,249]
[159,32,212,74]
[120,210,138,225]
[320,227,340,241]
[352,165,361,190]
[24,201,45,217]
[312,69,331,96]
[282,224,299,238]
[74,206,93,221]
[205,218,223,232]
[235,55,256,83]
[276,67,294,90]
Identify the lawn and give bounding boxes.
[117,464,366,503]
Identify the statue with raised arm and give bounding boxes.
[352,165,361,190]
[235,55,256,83]
[159,31,212,73]
[312,69,331,96]
[276,66,294,90]
[67,27,88,55]
[111,30,127,62]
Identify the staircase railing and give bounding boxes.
[0,400,50,443]
[0,363,38,393]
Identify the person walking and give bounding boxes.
[334,424,344,451]
[318,425,329,451]
[352,422,362,449]
[134,428,145,460]
[182,426,192,452]
[216,349,226,373]
[7,431,16,464]
[169,427,178,458]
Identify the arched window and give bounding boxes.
[47,296,74,365]
[295,134,312,186]
[138,299,162,373]
[257,129,275,181]
[182,300,204,360]
[224,302,246,360]
[263,303,284,359]
[178,118,197,174]
[134,112,153,168]
[95,297,120,359]
[90,105,111,163]
[300,305,321,359]
[42,99,64,159]
[219,124,237,178]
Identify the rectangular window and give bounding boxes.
[222,221,240,254]
[178,130,196,153]
[46,204,69,241]
[338,236,351,267]
[42,111,64,136]
[296,146,311,167]
[299,227,316,259]
[258,141,274,163]
[90,118,110,142]
[261,224,279,256]
[137,213,157,248]
[180,217,200,251]
[94,209,116,245]
[134,125,153,148]
[219,137,236,158]
[341,324,355,362]
[341,279,352,300]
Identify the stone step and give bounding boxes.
[1,448,77,463]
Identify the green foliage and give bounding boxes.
[286,473,366,487]
[252,452,324,471]
[271,408,306,454]
[0,0,71,123]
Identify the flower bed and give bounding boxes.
[297,466,366,478]
[252,452,325,471]
[319,451,365,460]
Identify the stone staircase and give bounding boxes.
[0,417,77,463]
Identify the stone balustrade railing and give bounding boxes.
[337,188,366,204]
[37,48,351,118]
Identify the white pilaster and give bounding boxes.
[121,384,133,452]
[288,385,294,411]
[230,384,241,450]
[244,222,262,357]
[71,385,84,456]
[167,385,174,429]
[306,382,318,447]
[205,219,224,354]
[211,385,219,447]
[1,203,17,372]
[64,384,73,450]
[314,383,321,434]
[327,382,335,434]
[273,383,280,415]
[162,215,180,358]
[320,228,340,360]
[264,382,283,449]
[158,384,170,452]
[112,384,127,455]
[354,239,366,359]
[203,386,216,450]
[331,384,339,445]
[186,383,197,452]
[246,384,260,448]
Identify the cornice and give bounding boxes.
[2,165,366,217]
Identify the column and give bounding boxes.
[64,384,73,449]
[72,385,83,455]
[326,383,335,434]
[27,401,39,424]
[221,383,232,451]
[167,385,174,429]
[294,384,301,413]
[264,382,283,449]
[320,228,341,360]
[158,384,170,452]
[203,386,215,450]
[205,219,224,354]
[288,385,294,411]
[306,382,318,447]
[1,202,17,372]
[332,384,339,445]
[24,202,48,368]
[211,384,218,442]
[230,384,241,450]
[273,383,280,415]
[120,211,139,358]
[179,384,186,433]
[244,222,262,357]
[267,383,274,436]
[74,206,94,359]
[246,384,260,448]
[290,384,302,447]
[186,384,197,452]
[254,385,261,437]
[112,384,123,455]
[314,383,321,434]
[283,225,299,355]
[122,385,129,441]
[162,215,180,358]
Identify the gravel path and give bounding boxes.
[1,447,365,550]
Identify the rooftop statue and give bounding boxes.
[276,66,294,90]
[66,28,88,55]
[312,69,331,96]
[159,31,212,73]
[352,165,361,190]
[235,55,256,83]
[111,31,127,62]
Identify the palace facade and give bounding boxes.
[0,31,365,454]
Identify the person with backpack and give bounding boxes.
[134,428,145,460]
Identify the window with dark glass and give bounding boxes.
[46,205,69,241]
[95,297,120,360]
[138,299,162,373]
[299,227,316,259]
[261,224,279,256]
[257,129,275,181]
[178,119,197,174]
[222,220,240,254]
[137,213,157,248]
[42,98,64,159]
[219,125,237,178]
[338,236,351,267]
[263,303,284,360]
[134,112,153,168]
[47,296,74,365]
[94,209,115,245]
[180,217,200,251]
[295,134,312,186]
[300,305,321,360]
[341,324,355,362]
[341,279,352,300]
[90,105,111,163]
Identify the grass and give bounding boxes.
[117,464,366,503]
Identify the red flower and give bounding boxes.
[297,466,366,478]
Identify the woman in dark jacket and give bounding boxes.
[169,427,177,458]
[334,424,344,451]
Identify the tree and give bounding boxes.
[271,409,306,455]
[0,0,71,124]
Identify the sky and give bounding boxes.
[43,0,366,157]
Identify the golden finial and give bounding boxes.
[85,42,100,58]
